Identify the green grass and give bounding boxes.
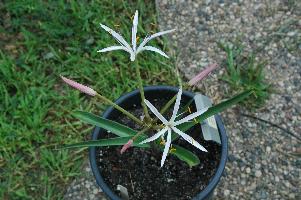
[218,42,272,109]
[0,0,177,199]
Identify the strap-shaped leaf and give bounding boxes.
[61,136,199,167]
[170,145,200,167]
[177,90,253,132]
[60,136,149,149]
[73,111,137,137]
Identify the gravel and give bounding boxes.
[64,161,107,200]
[156,0,300,199]
[65,0,300,199]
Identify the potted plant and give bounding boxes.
[60,10,252,200]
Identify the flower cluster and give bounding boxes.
[140,88,208,167]
[61,10,220,167]
[98,10,175,61]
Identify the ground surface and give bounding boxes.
[0,1,176,199]
[156,0,300,199]
[65,0,300,199]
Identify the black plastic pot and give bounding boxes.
[89,86,228,200]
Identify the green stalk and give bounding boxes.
[160,94,177,114]
[134,59,150,120]
[159,83,189,114]
[132,126,151,141]
[96,94,143,126]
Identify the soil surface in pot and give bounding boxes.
[96,97,221,200]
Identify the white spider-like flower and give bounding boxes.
[140,88,208,167]
[98,10,175,61]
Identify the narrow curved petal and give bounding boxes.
[137,29,175,51]
[170,88,182,123]
[138,46,169,58]
[174,107,208,126]
[161,128,172,167]
[144,99,168,124]
[188,63,218,86]
[100,23,132,50]
[139,127,168,144]
[172,127,207,152]
[97,46,131,53]
[131,10,138,51]
[61,76,97,96]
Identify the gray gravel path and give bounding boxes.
[65,0,300,199]
[64,161,106,200]
[156,0,300,199]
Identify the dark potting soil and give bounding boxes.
[96,98,221,200]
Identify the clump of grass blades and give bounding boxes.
[0,0,176,199]
[218,42,272,109]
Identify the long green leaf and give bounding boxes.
[170,145,200,167]
[73,111,137,137]
[178,90,253,132]
[157,91,252,167]
[61,136,200,167]
[60,136,149,149]
[70,111,207,167]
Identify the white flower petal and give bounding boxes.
[171,127,207,152]
[139,127,168,144]
[138,46,169,58]
[170,88,182,123]
[161,128,172,167]
[131,10,138,51]
[100,23,132,50]
[130,53,136,61]
[144,99,168,124]
[137,29,175,51]
[97,46,131,53]
[174,107,208,126]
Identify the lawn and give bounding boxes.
[0,0,177,199]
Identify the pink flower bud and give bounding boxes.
[188,63,218,86]
[61,76,97,96]
[120,139,133,154]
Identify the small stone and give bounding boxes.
[255,170,262,177]
[93,188,99,194]
[287,31,296,36]
[85,183,91,189]
[224,189,230,196]
[43,52,55,60]
[246,167,251,174]
[85,37,94,45]
[255,163,261,169]
[256,190,268,199]
[167,178,174,183]
[275,176,280,182]
[266,146,271,153]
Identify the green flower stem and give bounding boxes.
[134,60,150,120]
[96,94,143,126]
[159,82,191,114]
[160,94,177,114]
[132,126,151,141]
